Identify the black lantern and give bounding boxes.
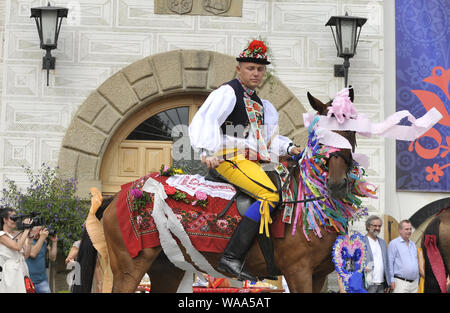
[326,12,367,87]
[30,2,68,86]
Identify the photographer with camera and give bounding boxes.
[26,226,58,293]
[0,207,33,292]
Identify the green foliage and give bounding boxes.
[0,164,89,256]
[130,189,152,212]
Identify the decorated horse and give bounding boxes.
[421,203,450,293]
[72,88,441,293]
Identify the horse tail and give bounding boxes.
[422,215,447,293]
[71,190,114,293]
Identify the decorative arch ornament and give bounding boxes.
[57,50,308,196]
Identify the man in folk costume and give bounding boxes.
[189,40,302,281]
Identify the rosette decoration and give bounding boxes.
[332,232,368,293]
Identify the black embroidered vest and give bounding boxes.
[220,79,264,138]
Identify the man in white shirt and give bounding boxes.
[189,40,302,281]
[363,215,393,293]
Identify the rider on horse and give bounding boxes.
[189,40,302,281]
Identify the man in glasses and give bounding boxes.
[363,215,393,293]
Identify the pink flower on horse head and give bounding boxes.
[323,146,341,158]
[195,191,207,201]
[328,88,358,123]
[131,188,143,198]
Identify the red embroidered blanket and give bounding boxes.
[117,172,285,259]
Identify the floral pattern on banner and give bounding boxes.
[395,0,449,191]
[126,173,241,240]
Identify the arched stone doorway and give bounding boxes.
[57,50,308,197]
[99,94,206,195]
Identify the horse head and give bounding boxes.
[306,88,356,199]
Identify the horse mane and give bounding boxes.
[71,195,114,293]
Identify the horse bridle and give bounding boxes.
[325,149,354,197]
[326,150,353,173]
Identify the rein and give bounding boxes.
[221,159,324,206]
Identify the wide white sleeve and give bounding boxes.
[262,99,293,156]
[189,85,236,156]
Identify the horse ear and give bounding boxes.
[348,86,354,103]
[307,92,328,115]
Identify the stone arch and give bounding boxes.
[57,50,308,197]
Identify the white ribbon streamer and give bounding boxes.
[352,153,370,169]
[142,178,229,292]
[315,128,353,149]
[303,108,442,142]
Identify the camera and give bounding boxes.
[11,212,44,230]
[11,212,56,237]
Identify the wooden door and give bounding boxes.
[100,95,205,195]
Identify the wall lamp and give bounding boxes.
[31,2,68,86]
[326,12,367,87]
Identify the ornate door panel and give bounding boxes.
[100,95,205,195]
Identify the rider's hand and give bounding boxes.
[289,146,303,155]
[201,155,223,169]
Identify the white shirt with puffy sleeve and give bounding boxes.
[188,84,293,159]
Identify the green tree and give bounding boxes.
[0,164,89,255]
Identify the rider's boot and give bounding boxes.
[217,216,258,281]
[257,233,280,281]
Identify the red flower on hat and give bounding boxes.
[248,40,267,54]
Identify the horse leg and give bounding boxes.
[312,273,328,293]
[109,247,161,293]
[148,252,185,293]
[312,258,335,293]
[102,198,161,292]
[283,266,313,293]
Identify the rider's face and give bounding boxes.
[236,62,266,90]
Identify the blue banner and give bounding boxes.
[395,0,450,192]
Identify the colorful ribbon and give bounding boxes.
[289,122,372,240]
